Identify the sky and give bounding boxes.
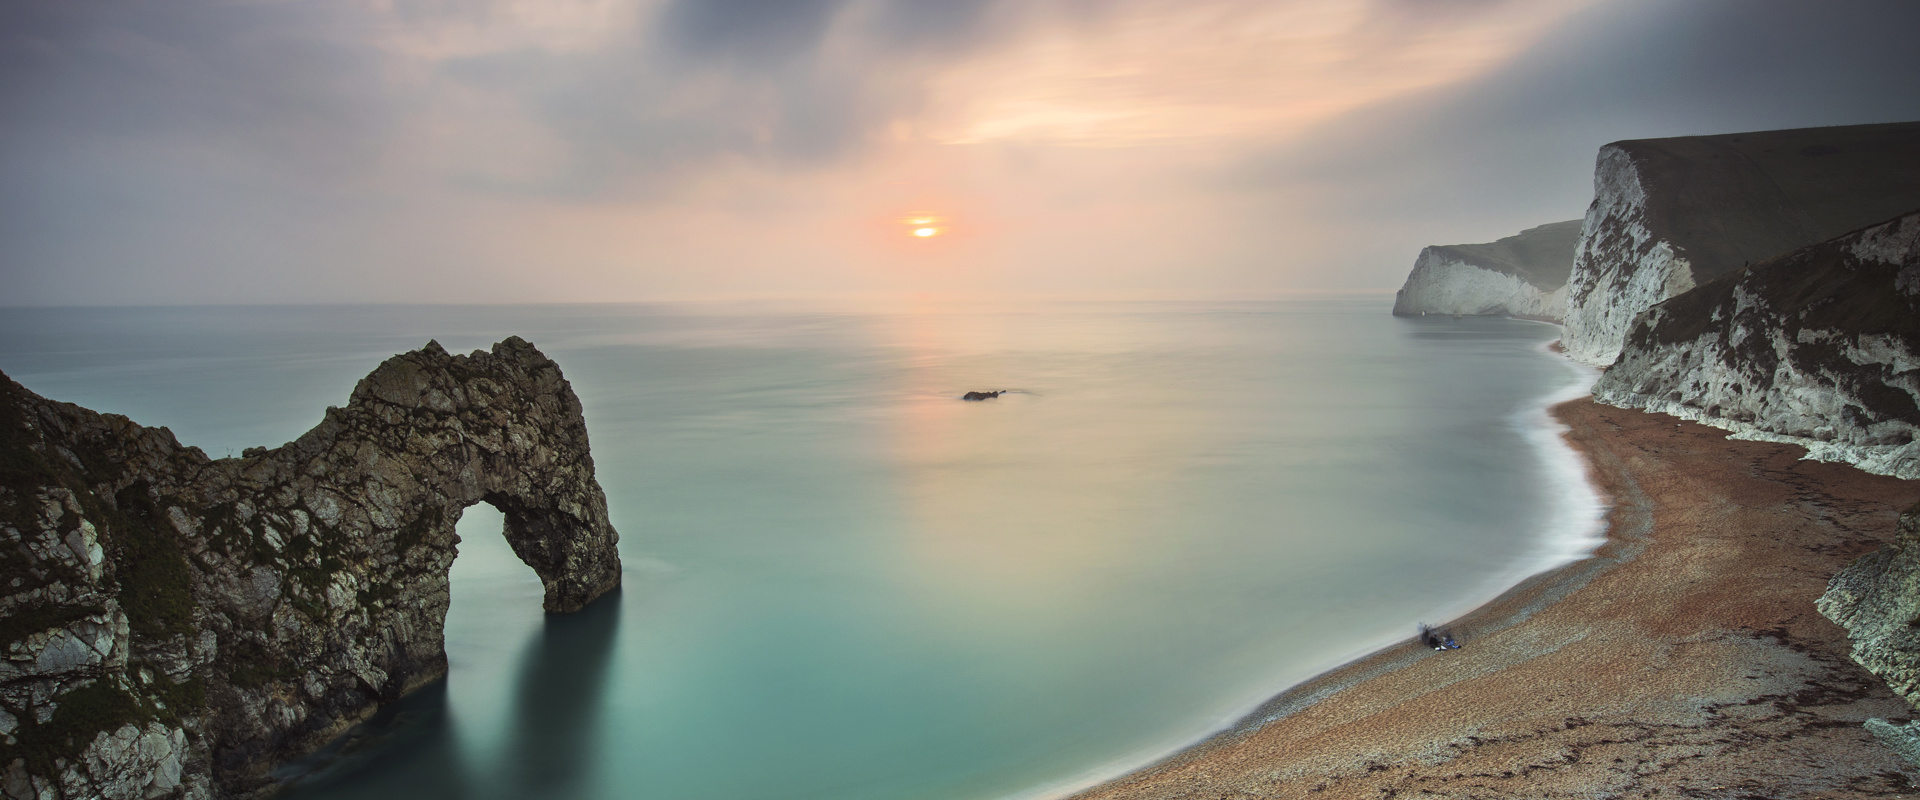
[3,0,1919,305]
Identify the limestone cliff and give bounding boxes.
[1562,121,1920,366]
[1391,220,1582,321]
[1820,502,1920,764]
[0,337,622,799]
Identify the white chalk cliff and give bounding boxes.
[1562,121,1920,366]
[1570,127,1920,766]
[1392,220,1582,321]
[1593,209,1920,480]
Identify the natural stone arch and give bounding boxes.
[0,337,622,798]
[329,337,623,614]
[193,337,624,781]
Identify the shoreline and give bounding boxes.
[1024,330,1603,800]
[1067,397,1920,798]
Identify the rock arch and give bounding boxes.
[0,337,622,798]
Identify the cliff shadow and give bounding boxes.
[271,680,474,800]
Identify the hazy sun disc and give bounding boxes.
[914,227,938,237]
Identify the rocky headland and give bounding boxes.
[0,337,622,799]
[1560,120,1920,366]
[1391,219,1583,321]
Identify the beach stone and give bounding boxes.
[1865,718,1920,770]
[0,338,622,798]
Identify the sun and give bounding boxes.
[900,214,946,239]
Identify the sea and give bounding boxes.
[0,297,1601,800]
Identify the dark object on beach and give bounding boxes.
[1419,623,1461,651]
[962,391,1004,401]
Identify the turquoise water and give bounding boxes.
[0,298,1598,800]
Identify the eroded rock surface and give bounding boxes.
[1391,219,1582,321]
[0,337,622,798]
[1594,209,1920,479]
[1821,502,1920,766]
[1562,121,1920,365]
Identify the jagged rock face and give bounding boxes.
[1820,503,1920,764]
[0,337,622,798]
[1562,121,1920,366]
[1391,219,1582,320]
[1594,210,1920,479]
[1560,144,1695,365]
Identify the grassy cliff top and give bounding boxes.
[1427,219,1584,290]
[1610,120,1920,283]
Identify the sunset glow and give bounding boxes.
[5,1,1915,305]
[6,3,1920,799]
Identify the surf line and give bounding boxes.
[1005,323,1613,800]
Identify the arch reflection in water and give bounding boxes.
[499,589,623,795]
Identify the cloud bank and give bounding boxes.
[1,0,1916,304]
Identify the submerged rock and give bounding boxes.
[1561,121,1920,366]
[0,337,622,798]
[1391,220,1582,321]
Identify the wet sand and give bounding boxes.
[1071,398,1920,799]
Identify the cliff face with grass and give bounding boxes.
[0,337,622,799]
[1391,220,1582,321]
[1592,209,1920,480]
[1562,121,1920,366]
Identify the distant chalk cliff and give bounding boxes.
[1392,220,1582,321]
[0,338,622,798]
[1561,121,1920,366]
[1593,209,1920,480]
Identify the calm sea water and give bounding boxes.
[0,298,1598,800]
